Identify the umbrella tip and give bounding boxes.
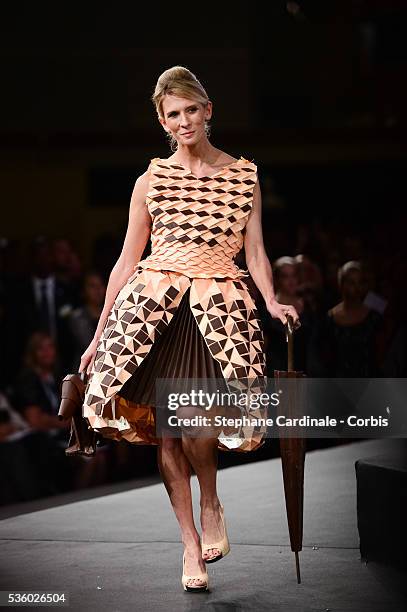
[295,550,301,583]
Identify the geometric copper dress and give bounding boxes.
[82,156,268,452]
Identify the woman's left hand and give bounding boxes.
[266,298,301,330]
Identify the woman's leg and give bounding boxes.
[181,433,225,561]
[157,435,207,586]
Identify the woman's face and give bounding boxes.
[341,269,368,301]
[83,274,106,306]
[277,264,299,296]
[160,95,211,147]
[35,337,56,369]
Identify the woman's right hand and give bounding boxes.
[79,338,100,375]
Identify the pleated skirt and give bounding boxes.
[113,285,231,445]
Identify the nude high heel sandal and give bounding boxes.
[182,553,209,592]
[201,503,230,563]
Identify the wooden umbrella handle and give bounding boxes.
[285,313,295,371]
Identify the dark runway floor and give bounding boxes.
[0,439,406,611]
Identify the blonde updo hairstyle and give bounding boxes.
[151,66,211,152]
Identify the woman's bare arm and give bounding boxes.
[244,177,300,327]
[92,167,152,342]
[244,179,276,306]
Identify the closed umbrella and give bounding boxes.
[274,313,306,583]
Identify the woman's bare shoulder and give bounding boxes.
[220,152,239,164]
[216,149,255,164]
[213,149,239,164]
[134,159,156,187]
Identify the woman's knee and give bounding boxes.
[175,405,223,438]
[158,434,182,453]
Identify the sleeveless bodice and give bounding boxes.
[135,156,258,279]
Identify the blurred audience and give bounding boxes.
[308,261,383,377]
[67,271,106,371]
[13,332,68,438]
[6,236,80,381]
[0,216,405,506]
[258,256,315,374]
[0,392,29,441]
[52,237,83,287]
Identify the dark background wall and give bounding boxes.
[1,1,406,266]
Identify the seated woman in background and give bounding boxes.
[13,332,69,439]
[12,331,108,491]
[309,261,383,378]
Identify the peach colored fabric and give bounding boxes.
[136,156,256,279]
[82,157,268,452]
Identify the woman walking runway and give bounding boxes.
[79,65,300,592]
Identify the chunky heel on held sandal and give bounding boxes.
[202,503,230,563]
[182,553,209,592]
